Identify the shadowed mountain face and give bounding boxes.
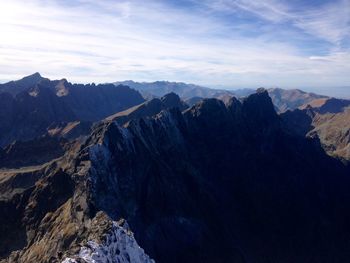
[282,105,350,161]
[1,89,350,263]
[267,89,350,160]
[0,74,145,147]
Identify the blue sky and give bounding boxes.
[0,0,349,92]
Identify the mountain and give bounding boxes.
[1,89,350,263]
[0,73,45,96]
[117,82,342,114]
[106,92,188,125]
[186,87,325,109]
[282,105,350,160]
[267,88,329,112]
[308,97,350,114]
[114,80,234,99]
[0,74,145,147]
[269,89,350,159]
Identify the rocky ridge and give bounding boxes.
[0,89,350,263]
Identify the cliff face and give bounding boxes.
[1,90,350,263]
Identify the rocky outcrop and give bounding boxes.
[62,213,155,263]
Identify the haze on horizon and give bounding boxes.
[0,0,349,95]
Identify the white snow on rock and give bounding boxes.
[62,220,155,263]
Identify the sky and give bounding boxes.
[0,0,349,93]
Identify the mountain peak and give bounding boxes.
[185,98,228,121]
[0,72,46,96]
[242,89,279,129]
[21,72,43,82]
[31,72,41,77]
[256,87,267,94]
[161,92,187,110]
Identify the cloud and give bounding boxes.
[0,0,349,89]
[203,0,350,45]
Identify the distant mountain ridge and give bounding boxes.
[267,88,329,112]
[0,73,145,147]
[114,80,235,99]
[2,73,350,165]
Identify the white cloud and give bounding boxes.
[0,0,349,89]
[204,0,350,45]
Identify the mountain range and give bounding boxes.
[0,73,144,147]
[114,80,236,100]
[1,74,350,263]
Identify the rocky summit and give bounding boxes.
[1,88,350,263]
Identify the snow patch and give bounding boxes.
[62,220,155,263]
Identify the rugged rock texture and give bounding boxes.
[1,89,350,263]
[0,74,144,147]
[84,90,350,263]
[62,214,155,263]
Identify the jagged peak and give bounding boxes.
[241,89,279,128]
[256,87,267,94]
[189,98,226,112]
[161,92,180,103]
[184,98,228,121]
[226,96,241,107]
[21,72,42,79]
[14,72,44,85]
[243,89,275,111]
[161,92,187,110]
